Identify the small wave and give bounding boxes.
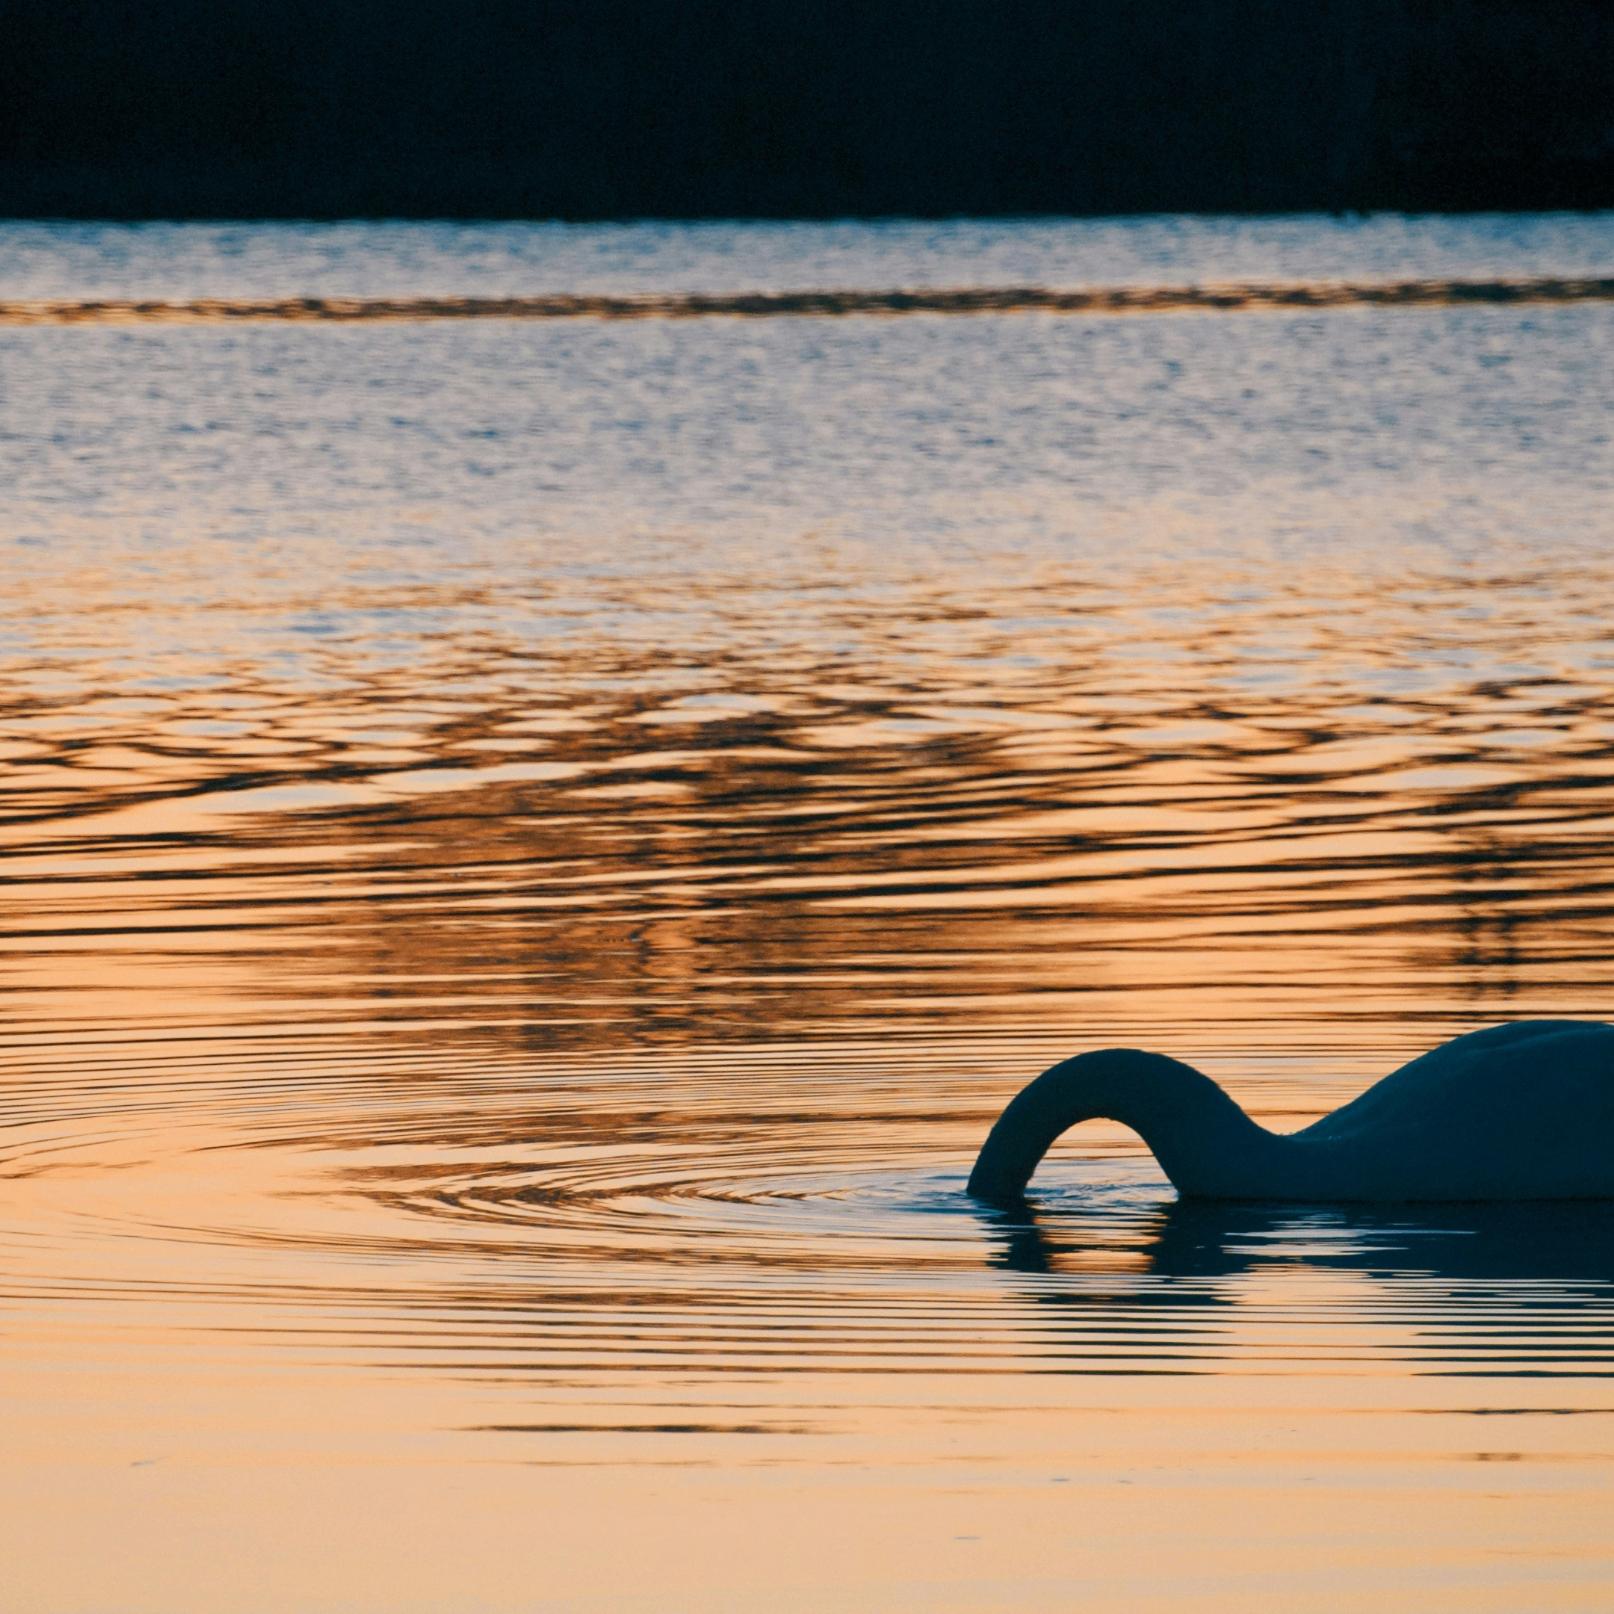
[3,276,1612,324]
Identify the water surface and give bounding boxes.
[2,215,1613,1612]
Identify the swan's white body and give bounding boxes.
[968,1021,1614,1204]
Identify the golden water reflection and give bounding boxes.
[3,258,1614,1607]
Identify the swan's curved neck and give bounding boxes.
[967,1049,1280,1203]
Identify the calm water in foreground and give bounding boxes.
[2,215,1614,1611]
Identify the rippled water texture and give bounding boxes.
[3,216,1614,1611]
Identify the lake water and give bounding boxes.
[2,214,1613,1612]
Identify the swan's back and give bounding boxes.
[1298,1021,1614,1199]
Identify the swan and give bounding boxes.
[967,1020,1614,1204]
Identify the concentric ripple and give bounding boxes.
[6,1039,1612,1402]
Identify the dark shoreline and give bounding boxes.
[3,0,1609,221]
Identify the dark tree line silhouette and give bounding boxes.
[1,0,1609,218]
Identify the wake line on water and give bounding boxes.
[4,276,1613,323]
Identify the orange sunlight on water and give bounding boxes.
[2,217,1613,1609]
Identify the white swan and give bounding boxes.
[967,1020,1614,1204]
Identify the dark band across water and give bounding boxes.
[5,276,1613,324]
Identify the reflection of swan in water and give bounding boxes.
[968,1021,1614,1205]
[980,1195,1614,1285]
